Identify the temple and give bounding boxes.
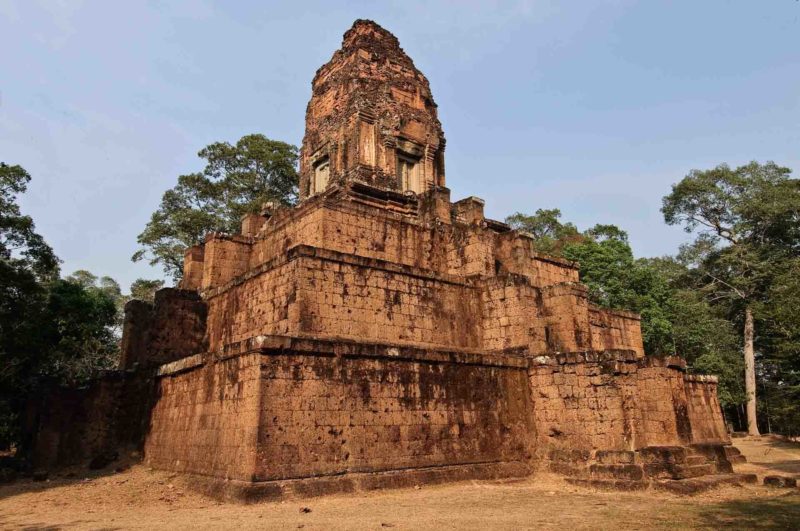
[29,20,752,498]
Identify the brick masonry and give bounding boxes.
[28,20,735,496]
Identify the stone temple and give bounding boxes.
[30,20,753,498]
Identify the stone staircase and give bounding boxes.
[554,444,755,494]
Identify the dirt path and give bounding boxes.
[1,437,798,530]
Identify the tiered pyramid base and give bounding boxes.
[553,444,755,494]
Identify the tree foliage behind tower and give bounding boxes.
[506,208,743,409]
[133,134,299,280]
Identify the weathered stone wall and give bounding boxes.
[148,288,208,366]
[205,258,300,352]
[529,353,706,455]
[539,283,593,354]
[481,275,546,353]
[589,306,644,357]
[28,372,154,470]
[633,362,689,448]
[254,344,532,480]
[144,340,534,484]
[144,353,262,480]
[119,288,207,370]
[201,236,252,290]
[685,375,729,444]
[529,352,638,453]
[119,299,153,369]
[292,248,483,348]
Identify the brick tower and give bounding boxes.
[300,20,445,199]
[30,20,749,499]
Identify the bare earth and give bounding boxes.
[1,436,798,530]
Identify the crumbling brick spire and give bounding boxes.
[300,19,446,200]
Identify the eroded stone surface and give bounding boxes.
[29,20,735,497]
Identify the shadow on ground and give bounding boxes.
[0,453,140,501]
[695,492,800,530]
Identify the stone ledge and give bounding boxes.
[684,374,719,384]
[588,304,642,322]
[181,460,532,503]
[202,242,478,300]
[288,244,473,287]
[155,353,204,376]
[542,349,641,366]
[154,334,531,378]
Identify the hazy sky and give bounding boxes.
[2,1,799,290]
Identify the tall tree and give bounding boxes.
[1,162,124,449]
[1,163,60,447]
[0,163,60,279]
[128,278,164,302]
[133,134,299,279]
[662,161,800,435]
[506,208,582,255]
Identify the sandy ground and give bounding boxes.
[1,436,798,530]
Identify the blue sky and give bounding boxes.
[2,1,798,290]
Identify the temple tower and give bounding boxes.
[299,20,446,200]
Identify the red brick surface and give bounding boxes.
[29,21,731,495]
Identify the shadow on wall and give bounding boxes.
[7,372,165,498]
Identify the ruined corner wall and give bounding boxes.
[144,353,262,480]
[144,339,534,483]
[588,306,644,357]
[685,375,730,444]
[119,288,208,370]
[528,353,728,457]
[28,372,155,469]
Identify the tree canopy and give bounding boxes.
[506,208,743,410]
[663,161,800,435]
[133,134,299,279]
[0,163,133,449]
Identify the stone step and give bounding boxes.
[595,450,635,465]
[685,455,709,467]
[688,444,736,473]
[723,445,747,464]
[764,475,798,488]
[643,462,716,480]
[654,473,757,495]
[723,445,743,457]
[566,478,649,491]
[589,464,644,481]
[673,463,717,479]
[638,446,688,465]
[549,461,589,479]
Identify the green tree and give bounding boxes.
[133,134,299,279]
[1,163,123,450]
[754,258,800,435]
[38,277,120,384]
[662,161,800,435]
[128,278,164,303]
[504,210,743,409]
[644,257,744,410]
[1,163,60,448]
[1,163,60,279]
[506,208,582,255]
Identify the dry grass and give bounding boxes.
[0,436,798,530]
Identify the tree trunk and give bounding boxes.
[744,306,760,436]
